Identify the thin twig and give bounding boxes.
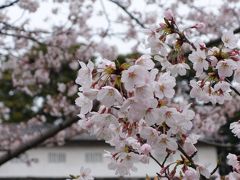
[0,21,50,34]
[178,144,197,169]
[161,152,170,167]
[150,153,163,168]
[178,144,208,180]
[108,0,145,28]
[210,163,219,175]
[0,31,43,45]
[225,78,240,96]
[100,0,111,36]
[0,0,19,10]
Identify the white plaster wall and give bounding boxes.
[0,145,217,178]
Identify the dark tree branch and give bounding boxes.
[150,153,163,168]
[0,31,44,45]
[108,0,146,28]
[0,117,79,166]
[178,144,197,169]
[161,152,170,167]
[0,101,100,166]
[230,86,240,96]
[178,144,208,180]
[225,78,240,96]
[210,163,219,175]
[0,21,50,34]
[0,0,19,10]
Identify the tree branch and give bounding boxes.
[0,100,100,166]
[0,0,19,10]
[150,153,163,168]
[0,117,78,166]
[178,144,208,180]
[178,144,197,169]
[108,0,145,28]
[0,31,44,45]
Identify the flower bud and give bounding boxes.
[192,22,205,30]
[164,9,174,21]
[140,143,152,155]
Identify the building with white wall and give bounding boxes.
[0,134,218,180]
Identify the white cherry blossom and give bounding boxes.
[183,134,199,156]
[97,86,123,107]
[222,31,238,49]
[154,72,176,99]
[140,143,152,155]
[159,106,181,128]
[197,165,210,179]
[143,99,160,126]
[227,153,240,173]
[77,167,94,180]
[183,168,200,180]
[75,93,93,115]
[188,50,209,76]
[91,113,118,140]
[75,61,94,88]
[135,55,155,70]
[169,63,190,77]
[121,65,148,91]
[216,59,237,78]
[155,134,178,153]
[230,120,240,138]
[135,85,154,100]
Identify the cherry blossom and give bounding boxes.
[221,31,238,49]
[216,59,237,78]
[188,49,209,76]
[230,120,240,138]
[75,93,93,115]
[183,168,200,180]
[135,55,155,70]
[121,65,149,91]
[77,167,94,180]
[227,153,240,173]
[74,9,240,178]
[97,86,123,107]
[154,72,176,99]
[75,61,94,88]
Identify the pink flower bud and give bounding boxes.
[199,42,206,50]
[164,9,174,20]
[140,143,152,155]
[193,22,205,30]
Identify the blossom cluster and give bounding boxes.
[75,11,240,179]
[76,57,201,178]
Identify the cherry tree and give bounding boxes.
[0,0,239,179]
[75,6,240,180]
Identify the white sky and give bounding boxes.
[3,0,229,54]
